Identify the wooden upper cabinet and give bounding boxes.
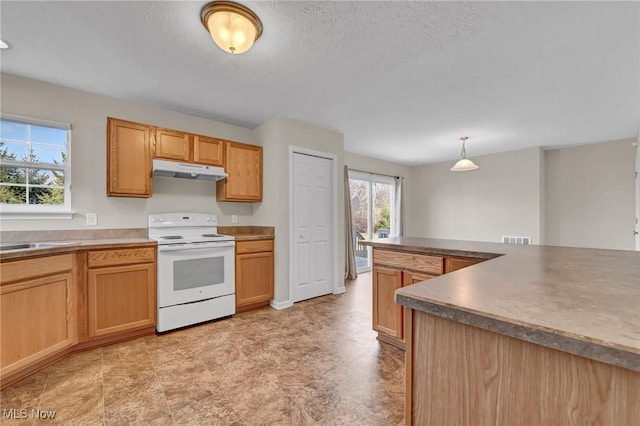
[217,141,263,202]
[154,128,190,161]
[193,135,223,166]
[107,117,152,197]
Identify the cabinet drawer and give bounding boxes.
[445,256,484,273]
[1,254,73,285]
[374,249,443,275]
[88,247,155,268]
[236,239,274,255]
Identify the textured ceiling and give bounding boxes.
[0,1,638,166]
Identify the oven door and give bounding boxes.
[157,241,235,308]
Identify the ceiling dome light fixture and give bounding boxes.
[200,1,263,54]
[450,136,479,172]
[0,38,12,50]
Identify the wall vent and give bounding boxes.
[502,236,531,245]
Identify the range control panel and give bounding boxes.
[148,213,218,228]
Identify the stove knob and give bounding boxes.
[158,218,164,223]
[206,217,211,222]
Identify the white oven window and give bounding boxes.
[173,256,225,291]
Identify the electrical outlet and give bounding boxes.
[87,213,98,226]
[232,214,238,224]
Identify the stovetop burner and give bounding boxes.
[148,213,235,244]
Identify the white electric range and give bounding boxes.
[148,213,235,332]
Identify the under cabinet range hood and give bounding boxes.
[152,159,228,181]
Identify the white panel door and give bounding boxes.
[293,152,333,302]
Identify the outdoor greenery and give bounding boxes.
[349,179,391,236]
[0,140,65,205]
[375,205,390,231]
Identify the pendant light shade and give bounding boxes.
[450,137,479,172]
[201,1,263,54]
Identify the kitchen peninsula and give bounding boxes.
[362,237,640,425]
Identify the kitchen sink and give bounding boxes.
[32,242,79,248]
[0,241,79,251]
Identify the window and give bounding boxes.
[0,114,71,217]
[349,170,398,273]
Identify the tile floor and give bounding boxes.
[0,273,405,425]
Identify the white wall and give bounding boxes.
[545,140,636,250]
[0,73,255,230]
[409,147,544,244]
[253,117,345,304]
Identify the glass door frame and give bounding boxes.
[348,170,397,273]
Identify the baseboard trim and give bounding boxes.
[333,285,347,295]
[270,299,293,310]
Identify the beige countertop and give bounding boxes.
[362,237,640,372]
[0,238,156,261]
[218,226,275,241]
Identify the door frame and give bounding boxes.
[635,140,639,251]
[288,146,341,304]
[348,170,398,273]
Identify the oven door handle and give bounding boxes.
[157,242,235,252]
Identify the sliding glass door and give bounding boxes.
[348,170,397,272]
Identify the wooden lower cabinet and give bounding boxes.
[0,255,77,382]
[405,310,640,425]
[0,245,157,389]
[235,239,274,313]
[445,256,483,273]
[373,267,403,340]
[371,248,491,349]
[87,248,156,338]
[371,248,446,348]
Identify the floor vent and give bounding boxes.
[502,236,531,245]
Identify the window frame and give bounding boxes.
[0,113,73,219]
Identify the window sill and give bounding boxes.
[0,211,76,220]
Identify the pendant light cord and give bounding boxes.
[460,137,469,159]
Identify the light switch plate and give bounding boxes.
[232,215,238,224]
[87,213,98,226]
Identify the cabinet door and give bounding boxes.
[193,135,223,166]
[403,272,437,286]
[154,128,191,161]
[373,266,403,339]
[107,117,152,197]
[87,263,156,338]
[236,251,274,311]
[1,272,76,378]
[217,142,263,202]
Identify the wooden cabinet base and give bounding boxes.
[405,309,640,425]
[236,300,271,314]
[376,332,405,350]
[1,326,155,390]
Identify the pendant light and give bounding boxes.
[200,1,263,54]
[450,137,479,172]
